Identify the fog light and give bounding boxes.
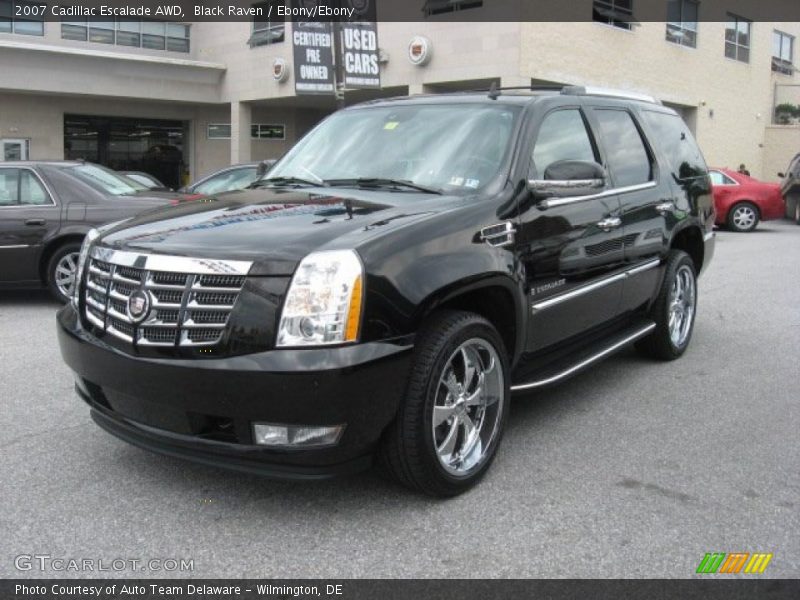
[252,423,344,448]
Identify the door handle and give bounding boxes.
[656,202,675,213]
[25,218,45,226]
[596,217,622,231]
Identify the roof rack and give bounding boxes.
[481,82,661,105]
[561,85,661,105]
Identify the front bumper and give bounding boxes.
[57,306,413,479]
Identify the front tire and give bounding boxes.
[635,250,698,361]
[46,243,82,303]
[727,201,759,232]
[380,310,510,497]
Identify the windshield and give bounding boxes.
[195,167,258,195]
[266,103,520,193]
[65,164,149,196]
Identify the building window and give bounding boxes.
[0,1,45,36]
[423,0,482,17]
[167,23,190,52]
[251,124,286,140]
[773,30,795,75]
[666,0,697,48]
[725,14,751,63]
[207,124,232,139]
[116,20,141,47]
[250,2,284,47]
[89,20,114,45]
[592,0,635,31]
[60,18,190,52]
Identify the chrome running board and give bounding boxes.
[510,321,656,392]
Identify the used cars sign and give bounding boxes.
[341,22,381,89]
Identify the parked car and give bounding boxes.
[181,160,275,195]
[777,153,800,224]
[58,87,715,496]
[0,161,203,302]
[120,171,171,192]
[709,168,785,232]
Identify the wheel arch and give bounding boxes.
[38,233,86,283]
[730,198,761,218]
[413,275,525,366]
[669,224,704,274]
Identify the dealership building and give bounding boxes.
[0,2,798,188]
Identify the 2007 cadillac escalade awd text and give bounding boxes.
[57,87,715,496]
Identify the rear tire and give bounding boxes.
[46,242,82,303]
[727,201,759,232]
[635,250,697,361]
[795,200,800,225]
[380,310,510,497]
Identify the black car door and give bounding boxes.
[0,167,61,284]
[587,106,670,312]
[515,106,625,352]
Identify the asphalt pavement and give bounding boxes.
[1,221,798,579]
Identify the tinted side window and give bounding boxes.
[0,168,19,206]
[640,110,707,180]
[710,171,736,185]
[532,109,597,178]
[593,109,653,187]
[19,170,50,205]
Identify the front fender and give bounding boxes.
[358,203,526,362]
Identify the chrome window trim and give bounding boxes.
[531,258,661,312]
[0,166,57,208]
[538,181,657,209]
[89,246,253,276]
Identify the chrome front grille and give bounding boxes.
[82,248,252,349]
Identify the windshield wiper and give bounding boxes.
[250,176,324,188]
[326,178,442,195]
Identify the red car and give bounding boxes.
[709,168,785,232]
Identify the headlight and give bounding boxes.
[71,227,99,307]
[277,249,364,347]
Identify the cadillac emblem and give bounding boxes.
[126,289,151,323]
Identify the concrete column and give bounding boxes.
[230,101,252,165]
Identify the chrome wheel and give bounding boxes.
[732,205,756,230]
[54,251,79,299]
[432,338,504,476]
[668,264,696,348]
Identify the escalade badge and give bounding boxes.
[127,290,152,323]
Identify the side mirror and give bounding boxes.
[528,160,606,202]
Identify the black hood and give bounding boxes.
[98,187,457,275]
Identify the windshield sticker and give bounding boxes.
[383,121,399,130]
[449,176,465,186]
[465,179,480,189]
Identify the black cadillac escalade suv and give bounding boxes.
[58,87,715,496]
